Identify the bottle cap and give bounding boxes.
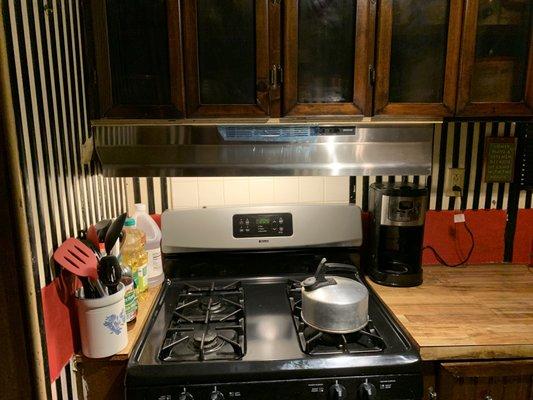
[135,203,147,212]
[124,217,136,227]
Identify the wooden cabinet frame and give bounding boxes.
[456,0,533,116]
[283,0,374,116]
[90,0,185,118]
[181,0,274,118]
[438,360,533,399]
[374,0,463,116]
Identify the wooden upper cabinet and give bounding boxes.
[181,0,276,118]
[456,0,533,116]
[374,0,463,116]
[282,0,373,116]
[90,0,185,118]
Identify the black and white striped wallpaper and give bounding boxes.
[3,1,126,399]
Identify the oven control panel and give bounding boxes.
[232,213,293,238]
[131,374,423,400]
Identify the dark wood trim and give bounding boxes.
[354,0,373,116]
[283,0,370,116]
[182,0,270,118]
[0,8,36,391]
[168,0,186,118]
[90,0,113,116]
[456,0,533,116]
[374,0,462,117]
[282,0,298,115]
[90,0,185,118]
[268,0,281,118]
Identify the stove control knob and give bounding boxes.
[209,389,224,400]
[178,391,193,400]
[328,382,347,400]
[357,382,377,400]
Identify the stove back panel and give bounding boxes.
[162,204,362,253]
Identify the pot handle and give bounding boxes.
[302,258,337,291]
[323,262,362,281]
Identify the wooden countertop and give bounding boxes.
[114,285,162,359]
[367,264,533,361]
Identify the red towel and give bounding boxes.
[41,272,80,383]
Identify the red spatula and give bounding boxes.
[54,238,99,280]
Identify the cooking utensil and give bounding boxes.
[54,238,107,298]
[121,265,133,279]
[95,219,112,243]
[105,213,127,255]
[87,225,100,248]
[54,238,99,280]
[98,255,123,295]
[301,258,369,334]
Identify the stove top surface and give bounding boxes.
[128,260,420,387]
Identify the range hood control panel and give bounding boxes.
[233,213,293,238]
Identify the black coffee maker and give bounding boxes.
[368,182,428,287]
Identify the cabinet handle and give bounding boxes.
[428,387,437,399]
[485,396,493,400]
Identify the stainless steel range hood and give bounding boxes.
[93,123,434,177]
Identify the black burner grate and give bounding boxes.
[287,280,386,356]
[159,281,245,362]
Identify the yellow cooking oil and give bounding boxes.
[121,218,149,296]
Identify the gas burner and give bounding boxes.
[287,279,386,355]
[189,327,224,354]
[159,281,246,362]
[199,295,225,313]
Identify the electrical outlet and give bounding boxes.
[445,168,465,197]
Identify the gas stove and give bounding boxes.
[127,205,422,400]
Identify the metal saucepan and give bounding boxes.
[301,258,369,334]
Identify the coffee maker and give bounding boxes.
[368,182,428,287]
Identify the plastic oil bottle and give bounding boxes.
[121,218,149,296]
[132,203,164,287]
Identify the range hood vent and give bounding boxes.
[93,123,434,177]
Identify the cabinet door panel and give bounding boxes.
[457,0,533,116]
[438,361,533,400]
[374,0,462,116]
[182,0,271,117]
[197,0,256,105]
[91,0,184,118]
[283,0,372,116]
[297,0,356,104]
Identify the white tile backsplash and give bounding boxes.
[298,177,325,203]
[324,176,349,203]
[224,178,250,205]
[249,177,275,204]
[273,177,299,204]
[198,178,225,207]
[170,178,198,208]
[169,176,348,209]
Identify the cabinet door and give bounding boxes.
[90,0,185,118]
[456,0,533,116]
[283,0,373,116]
[438,361,533,400]
[374,0,462,116]
[182,0,272,118]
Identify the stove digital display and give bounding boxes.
[233,213,293,238]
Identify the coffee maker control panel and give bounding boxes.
[381,195,426,227]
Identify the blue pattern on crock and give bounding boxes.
[103,310,126,335]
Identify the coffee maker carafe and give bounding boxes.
[368,183,428,287]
